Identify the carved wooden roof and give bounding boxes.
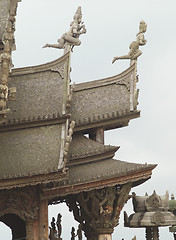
[0,53,71,189]
[0,125,64,178]
[1,56,139,132]
[6,53,70,125]
[0,52,154,191]
[0,128,157,191]
[71,63,139,132]
[43,158,156,199]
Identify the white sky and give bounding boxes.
[1,0,176,239]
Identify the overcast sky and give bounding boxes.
[1,0,176,239]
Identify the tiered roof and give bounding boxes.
[72,63,139,132]
[0,50,156,192]
[0,2,156,195]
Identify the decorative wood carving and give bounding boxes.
[116,79,130,91]
[51,65,65,79]
[65,183,132,237]
[0,186,39,221]
[0,0,19,122]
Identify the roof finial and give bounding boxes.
[112,20,147,64]
[43,6,86,54]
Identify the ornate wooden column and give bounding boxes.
[39,198,49,240]
[65,183,132,240]
[145,227,159,240]
[145,227,152,240]
[26,221,37,240]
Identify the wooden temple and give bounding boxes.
[0,2,156,240]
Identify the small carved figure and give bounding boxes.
[71,227,76,240]
[99,188,116,215]
[66,84,75,109]
[68,121,75,138]
[63,121,75,161]
[112,20,147,63]
[49,227,54,240]
[0,84,8,110]
[43,7,86,52]
[49,217,58,240]
[0,41,12,85]
[56,213,62,239]
[77,224,82,240]
[51,217,56,231]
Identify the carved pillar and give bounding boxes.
[145,227,152,240]
[26,221,35,240]
[153,227,159,240]
[39,198,49,240]
[66,183,132,240]
[145,227,159,240]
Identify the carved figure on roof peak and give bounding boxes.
[112,20,147,63]
[43,6,86,53]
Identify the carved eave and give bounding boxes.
[42,160,157,200]
[0,113,71,132]
[74,111,140,133]
[10,52,69,77]
[0,170,68,190]
[71,63,139,133]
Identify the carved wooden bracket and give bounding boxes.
[65,183,132,239]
